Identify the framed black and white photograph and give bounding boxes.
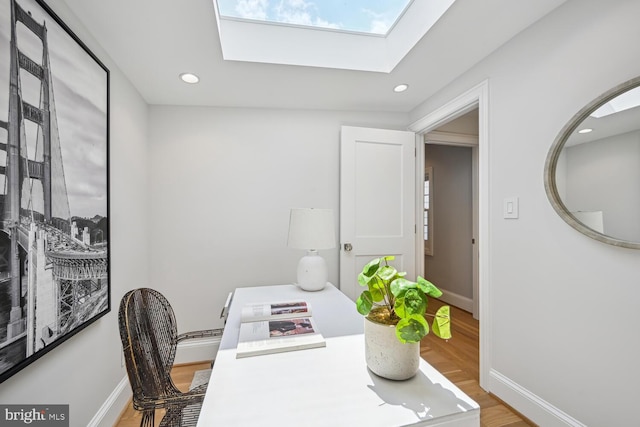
[0,0,109,383]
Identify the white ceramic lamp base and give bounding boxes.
[296,250,327,291]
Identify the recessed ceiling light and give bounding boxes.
[180,73,200,84]
[578,128,593,134]
[393,84,409,93]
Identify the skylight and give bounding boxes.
[212,0,456,72]
[591,86,640,118]
[216,0,413,36]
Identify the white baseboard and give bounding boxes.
[175,336,221,364]
[90,338,221,427]
[87,376,131,427]
[438,289,473,313]
[489,369,586,427]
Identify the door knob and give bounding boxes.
[343,243,353,252]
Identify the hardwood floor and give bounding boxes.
[114,361,211,427]
[422,300,536,427]
[115,304,535,427]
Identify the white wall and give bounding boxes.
[0,3,149,426]
[424,144,473,299]
[410,1,640,425]
[147,107,408,333]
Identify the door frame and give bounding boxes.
[408,79,491,390]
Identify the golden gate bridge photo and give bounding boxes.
[0,0,109,382]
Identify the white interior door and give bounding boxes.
[339,126,416,301]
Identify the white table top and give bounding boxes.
[197,284,479,427]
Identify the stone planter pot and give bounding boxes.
[364,316,420,380]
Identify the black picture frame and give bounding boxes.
[0,0,110,383]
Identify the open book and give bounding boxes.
[236,301,326,358]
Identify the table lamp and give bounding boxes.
[287,208,336,291]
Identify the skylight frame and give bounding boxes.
[212,0,457,73]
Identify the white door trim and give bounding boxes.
[408,79,491,391]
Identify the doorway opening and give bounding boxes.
[408,79,490,390]
[423,110,478,318]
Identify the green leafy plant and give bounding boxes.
[356,256,451,344]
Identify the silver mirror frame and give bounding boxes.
[544,76,640,249]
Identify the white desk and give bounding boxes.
[197,284,480,427]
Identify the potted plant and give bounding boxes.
[356,256,451,380]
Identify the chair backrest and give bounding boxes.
[119,288,180,405]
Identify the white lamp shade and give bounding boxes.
[287,208,336,250]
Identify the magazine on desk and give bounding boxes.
[236,301,326,358]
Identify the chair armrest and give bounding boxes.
[177,328,223,343]
[220,292,234,324]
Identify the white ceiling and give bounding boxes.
[61,0,567,112]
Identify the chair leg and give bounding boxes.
[140,410,155,427]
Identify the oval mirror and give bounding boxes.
[544,76,640,249]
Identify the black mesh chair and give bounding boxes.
[119,288,221,427]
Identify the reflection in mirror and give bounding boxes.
[423,167,433,256]
[545,76,640,249]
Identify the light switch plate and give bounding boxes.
[503,197,519,219]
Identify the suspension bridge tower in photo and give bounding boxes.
[0,0,108,361]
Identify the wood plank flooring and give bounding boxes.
[114,361,211,427]
[115,302,535,427]
[422,299,536,427]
